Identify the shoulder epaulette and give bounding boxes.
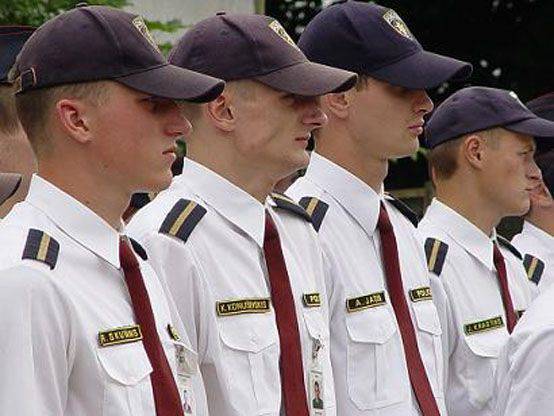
[385,194,420,227]
[523,254,545,285]
[497,235,523,260]
[270,192,311,222]
[22,229,59,270]
[298,196,329,232]
[158,199,207,243]
[424,238,449,276]
[129,238,148,261]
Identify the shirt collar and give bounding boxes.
[25,174,122,268]
[522,221,554,253]
[175,158,265,247]
[304,152,381,236]
[425,198,495,270]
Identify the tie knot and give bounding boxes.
[119,237,139,271]
[378,203,393,233]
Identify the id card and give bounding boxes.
[309,337,325,416]
[175,343,198,415]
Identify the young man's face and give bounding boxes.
[348,77,433,160]
[90,82,191,194]
[480,130,541,216]
[232,80,327,179]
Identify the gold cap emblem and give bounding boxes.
[132,16,160,52]
[268,20,300,50]
[383,9,414,40]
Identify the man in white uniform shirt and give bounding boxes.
[0,5,225,415]
[419,86,549,416]
[287,2,472,415]
[128,13,357,416]
[511,94,554,291]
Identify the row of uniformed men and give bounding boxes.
[0,1,553,416]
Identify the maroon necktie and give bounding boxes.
[493,244,518,333]
[264,213,310,416]
[377,203,440,416]
[119,237,184,416]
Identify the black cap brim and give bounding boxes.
[505,117,554,139]
[117,63,225,103]
[254,61,358,97]
[0,173,21,205]
[370,50,472,90]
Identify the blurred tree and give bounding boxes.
[0,0,183,54]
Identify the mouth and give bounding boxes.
[294,134,310,142]
[408,121,425,136]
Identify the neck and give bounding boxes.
[316,126,387,193]
[435,178,500,236]
[187,136,277,204]
[38,159,128,230]
[526,211,554,237]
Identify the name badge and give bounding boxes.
[346,291,386,312]
[409,286,433,302]
[98,324,142,347]
[216,298,271,317]
[464,316,504,336]
[303,293,322,308]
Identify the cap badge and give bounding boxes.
[509,91,527,108]
[383,9,414,40]
[132,16,160,52]
[268,20,300,50]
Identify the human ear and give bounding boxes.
[205,92,235,133]
[463,134,487,169]
[54,99,93,144]
[323,91,351,119]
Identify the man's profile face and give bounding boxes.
[87,82,191,194]
[232,80,327,179]
[347,78,433,160]
[479,130,540,216]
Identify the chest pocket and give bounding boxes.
[462,328,507,409]
[345,305,409,410]
[411,301,444,398]
[96,342,154,416]
[218,314,280,415]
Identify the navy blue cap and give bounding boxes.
[169,13,357,97]
[298,1,472,90]
[0,26,35,84]
[13,6,224,102]
[526,93,554,155]
[535,151,554,196]
[425,87,554,148]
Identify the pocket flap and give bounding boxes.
[346,306,397,344]
[463,330,507,358]
[412,302,442,336]
[97,342,153,385]
[219,315,278,353]
[303,310,329,340]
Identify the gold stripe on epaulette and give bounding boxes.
[37,234,51,262]
[98,325,143,347]
[216,298,271,317]
[169,201,197,236]
[428,239,441,272]
[527,257,539,280]
[305,198,319,217]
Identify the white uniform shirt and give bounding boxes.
[417,198,536,416]
[494,283,554,416]
[512,221,554,291]
[0,175,203,416]
[287,152,447,416]
[127,158,335,416]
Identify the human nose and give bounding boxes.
[166,106,193,138]
[414,90,434,116]
[303,98,328,130]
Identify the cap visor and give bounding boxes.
[255,61,357,96]
[0,173,21,205]
[117,64,225,103]
[370,50,472,89]
[505,117,554,140]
